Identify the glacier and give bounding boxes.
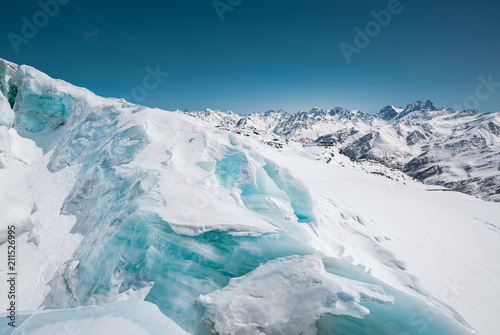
[1,58,499,335]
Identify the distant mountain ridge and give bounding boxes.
[185,101,500,202]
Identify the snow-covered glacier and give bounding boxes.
[1,58,500,335]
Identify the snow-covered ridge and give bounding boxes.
[186,101,500,202]
[1,59,499,335]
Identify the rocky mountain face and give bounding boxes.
[185,101,500,202]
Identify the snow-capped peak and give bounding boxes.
[376,105,404,121]
[402,99,438,114]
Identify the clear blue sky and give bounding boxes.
[1,0,500,114]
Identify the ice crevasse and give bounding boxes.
[0,58,479,335]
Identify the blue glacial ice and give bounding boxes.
[263,159,316,223]
[40,132,472,334]
[0,60,476,335]
[12,66,75,133]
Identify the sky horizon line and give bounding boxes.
[2,0,499,115]
[3,56,499,116]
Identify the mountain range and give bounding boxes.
[186,101,500,202]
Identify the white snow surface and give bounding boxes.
[13,300,191,335]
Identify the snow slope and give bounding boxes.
[0,59,499,335]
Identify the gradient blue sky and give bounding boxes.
[1,0,499,114]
